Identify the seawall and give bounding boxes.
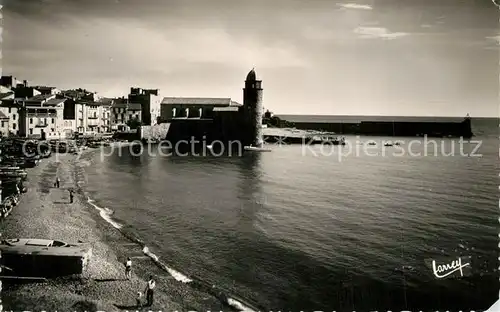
[288,118,473,138]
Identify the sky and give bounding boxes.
[1,0,499,117]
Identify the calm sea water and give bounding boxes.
[79,117,499,311]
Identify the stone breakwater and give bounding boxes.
[0,151,233,311]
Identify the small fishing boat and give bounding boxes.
[0,171,28,179]
[244,145,272,152]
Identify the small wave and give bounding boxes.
[142,246,192,283]
[141,246,257,312]
[87,197,122,229]
[227,298,257,312]
[84,197,260,312]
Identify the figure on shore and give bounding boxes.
[54,177,60,188]
[124,257,132,280]
[144,275,156,306]
[136,291,143,307]
[69,189,74,203]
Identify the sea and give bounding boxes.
[77,116,499,312]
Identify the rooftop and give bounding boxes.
[0,92,14,100]
[0,86,13,94]
[98,97,114,106]
[25,94,55,102]
[0,110,8,120]
[44,98,66,106]
[161,97,233,106]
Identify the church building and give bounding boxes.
[159,69,264,147]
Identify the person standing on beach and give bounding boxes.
[124,257,132,279]
[69,189,74,203]
[144,275,156,306]
[136,291,143,307]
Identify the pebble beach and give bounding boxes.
[1,150,232,311]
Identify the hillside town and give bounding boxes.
[0,75,162,139]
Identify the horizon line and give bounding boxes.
[275,114,497,119]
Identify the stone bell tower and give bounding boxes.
[243,68,264,147]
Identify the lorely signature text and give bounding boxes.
[431,257,470,278]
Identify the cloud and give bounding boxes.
[353,27,408,40]
[337,3,373,10]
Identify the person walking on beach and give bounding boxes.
[144,275,156,306]
[136,291,143,307]
[124,257,132,280]
[55,177,60,188]
[69,189,74,203]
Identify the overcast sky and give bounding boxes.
[2,0,499,117]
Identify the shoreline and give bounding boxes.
[1,150,244,311]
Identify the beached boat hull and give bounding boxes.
[0,239,92,277]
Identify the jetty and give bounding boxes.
[270,115,473,138]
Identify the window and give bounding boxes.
[29,129,33,134]
[51,118,55,123]
[30,118,33,124]
[115,114,118,120]
[1,121,4,127]
[13,114,16,120]
[172,108,176,117]
[51,128,54,132]
[199,108,202,117]
[13,124,16,130]
[8,107,11,114]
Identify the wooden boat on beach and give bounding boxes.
[0,170,27,179]
[0,238,93,277]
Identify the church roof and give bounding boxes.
[161,97,232,106]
